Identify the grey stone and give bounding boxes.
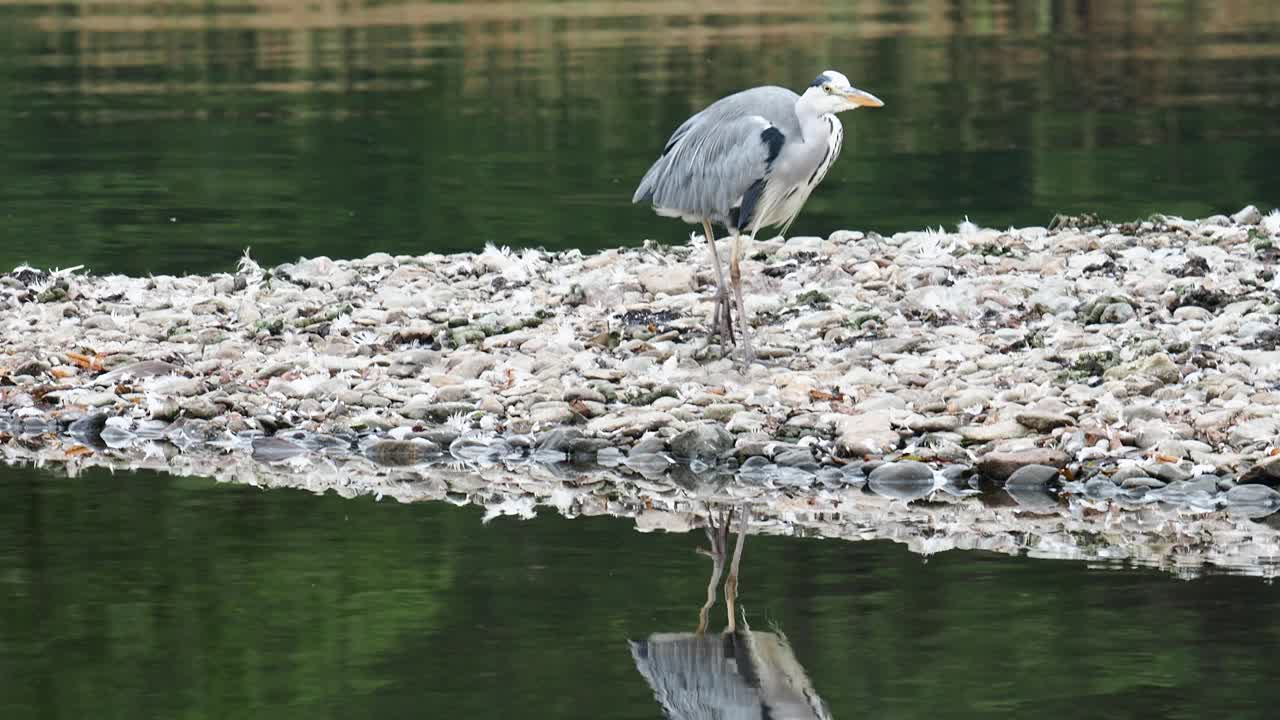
[772,466,818,487]
[183,397,220,420]
[836,412,900,454]
[1150,480,1217,508]
[595,447,624,467]
[704,403,745,421]
[1005,464,1060,488]
[815,467,845,487]
[737,456,775,485]
[1232,205,1262,225]
[401,401,475,423]
[435,385,473,403]
[251,436,307,462]
[1083,477,1122,500]
[68,413,109,442]
[868,460,934,484]
[1224,484,1280,517]
[366,439,441,466]
[734,439,771,459]
[625,452,672,477]
[97,359,182,384]
[669,423,734,464]
[977,448,1069,482]
[958,420,1031,443]
[449,435,511,464]
[1231,418,1280,448]
[537,427,583,452]
[1144,461,1192,483]
[867,461,935,500]
[630,433,669,457]
[1188,476,1222,495]
[566,437,612,454]
[530,401,576,426]
[452,354,496,380]
[1005,483,1059,511]
[1014,411,1073,432]
[1121,475,1167,490]
[419,429,461,447]
[564,386,606,404]
[936,466,976,496]
[638,265,694,296]
[1104,353,1181,385]
[908,415,961,433]
[773,448,819,469]
[1099,302,1136,324]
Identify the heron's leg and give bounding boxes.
[724,505,747,633]
[702,219,734,344]
[695,509,730,634]
[729,232,755,365]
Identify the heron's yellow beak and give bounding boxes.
[843,88,884,108]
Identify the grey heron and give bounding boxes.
[633,70,883,364]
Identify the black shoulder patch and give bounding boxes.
[760,126,784,165]
[732,178,767,231]
[809,73,829,87]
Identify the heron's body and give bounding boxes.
[633,85,844,236]
[632,71,881,365]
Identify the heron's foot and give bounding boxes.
[733,330,758,369]
[712,287,735,345]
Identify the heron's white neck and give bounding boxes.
[794,97,835,144]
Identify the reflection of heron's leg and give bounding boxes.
[702,218,734,345]
[729,233,755,366]
[695,511,729,634]
[725,506,747,633]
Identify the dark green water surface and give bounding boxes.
[2,463,1280,719]
[0,1,1278,275]
[3,3,1280,716]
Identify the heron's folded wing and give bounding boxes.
[638,113,786,221]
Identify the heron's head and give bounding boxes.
[802,70,883,113]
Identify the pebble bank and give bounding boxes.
[5,207,1280,557]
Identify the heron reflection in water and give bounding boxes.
[630,507,833,720]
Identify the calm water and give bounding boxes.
[0,1,1278,275]
[2,462,1280,719]
[3,2,1280,716]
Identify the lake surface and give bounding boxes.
[3,2,1280,716]
[2,462,1280,720]
[0,0,1278,276]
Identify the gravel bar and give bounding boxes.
[4,207,1280,526]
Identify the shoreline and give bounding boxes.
[4,433,1278,579]
[3,208,1280,522]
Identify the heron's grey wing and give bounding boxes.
[632,86,801,224]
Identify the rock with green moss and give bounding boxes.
[1103,352,1181,385]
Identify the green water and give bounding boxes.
[0,1,1278,276]
[1,463,1279,719]
[3,2,1280,716]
